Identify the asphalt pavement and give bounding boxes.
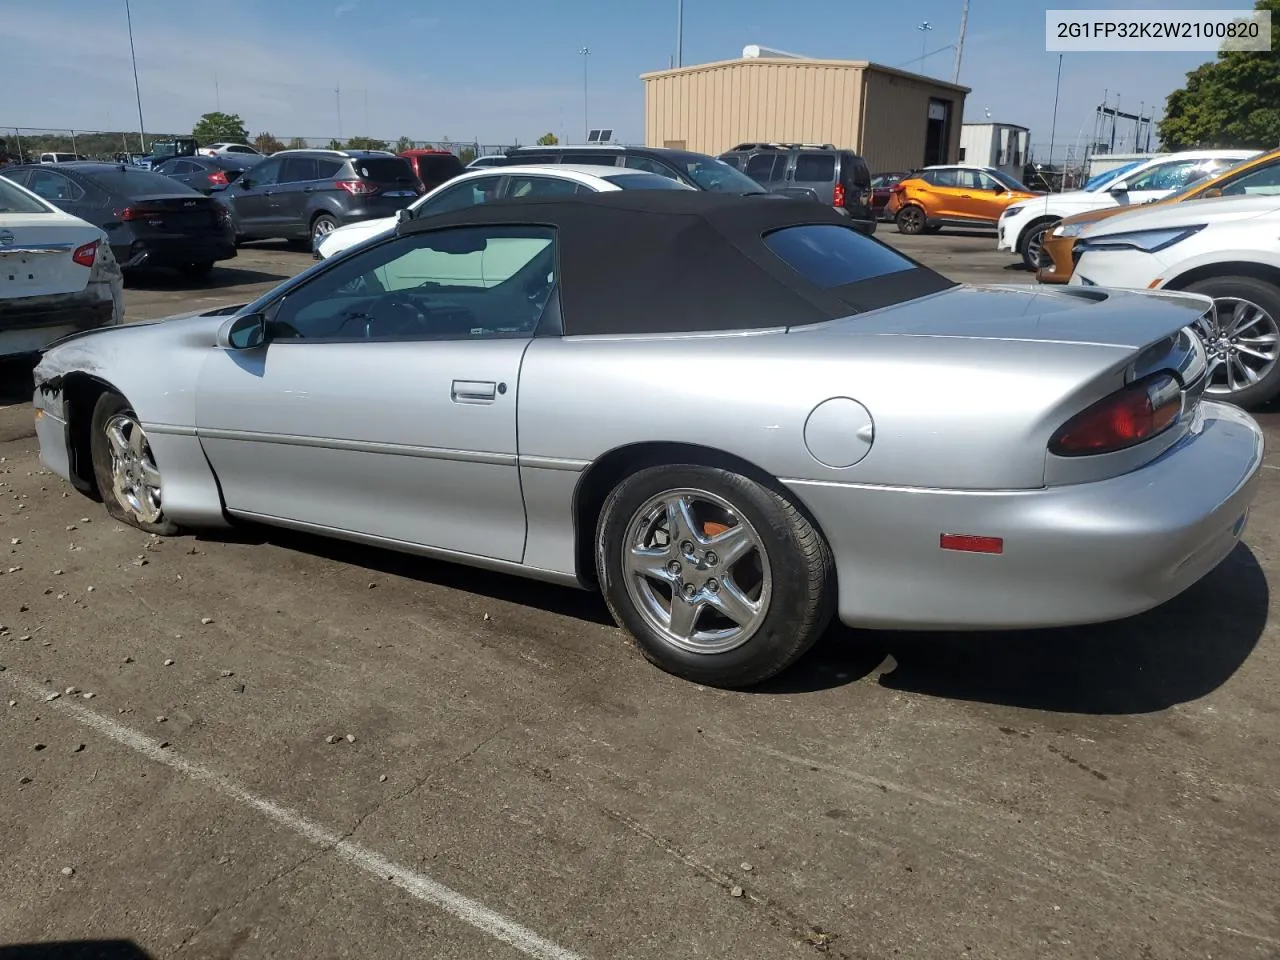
[1,231,1278,960]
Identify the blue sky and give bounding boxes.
[0,0,1238,159]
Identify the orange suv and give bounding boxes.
[1038,147,1280,283]
[887,165,1042,235]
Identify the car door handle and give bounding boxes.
[451,379,497,404]
[303,187,315,193]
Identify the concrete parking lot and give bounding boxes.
[2,232,1278,960]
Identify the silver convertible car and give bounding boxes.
[31,191,1264,688]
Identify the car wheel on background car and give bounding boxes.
[895,205,926,235]
[595,464,834,689]
[1019,218,1058,270]
[89,391,179,536]
[312,214,339,242]
[1184,275,1280,410]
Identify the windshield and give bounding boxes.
[0,175,53,213]
[674,154,767,193]
[988,169,1035,193]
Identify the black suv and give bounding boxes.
[717,143,875,233]
[493,145,765,194]
[219,149,422,246]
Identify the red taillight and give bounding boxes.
[336,179,380,195]
[1049,372,1182,457]
[208,170,229,185]
[113,207,136,221]
[71,239,99,268]
[833,183,846,208]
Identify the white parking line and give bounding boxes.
[2,671,585,960]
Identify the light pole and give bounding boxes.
[917,21,933,70]
[578,46,591,142]
[676,0,683,67]
[124,0,147,153]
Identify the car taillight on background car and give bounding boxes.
[833,183,846,208]
[1049,372,1182,457]
[207,170,230,185]
[336,180,381,196]
[71,239,99,268]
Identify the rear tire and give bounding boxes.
[896,205,926,235]
[311,213,339,241]
[595,464,834,689]
[89,391,179,536]
[1184,275,1280,410]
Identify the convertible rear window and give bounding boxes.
[763,224,916,289]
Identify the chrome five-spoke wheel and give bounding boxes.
[597,464,833,689]
[104,413,164,524]
[622,488,772,654]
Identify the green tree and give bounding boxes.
[286,137,309,150]
[458,145,476,165]
[345,135,389,151]
[536,132,559,145]
[326,139,344,151]
[192,111,250,145]
[1159,0,1280,149]
[395,136,415,153]
[254,132,285,154]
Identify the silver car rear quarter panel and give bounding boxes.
[784,401,1263,631]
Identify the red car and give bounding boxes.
[870,171,908,220]
[398,148,465,192]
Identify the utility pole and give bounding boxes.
[1049,54,1063,182]
[215,71,221,111]
[676,0,684,67]
[336,84,343,141]
[952,0,969,84]
[124,0,147,153]
[579,47,591,142]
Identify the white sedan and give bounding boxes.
[315,164,693,260]
[0,173,124,358]
[998,149,1257,269]
[1070,192,1280,409]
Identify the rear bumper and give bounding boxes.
[112,237,236,268]
[787,401,1264,631]
[0,288,119,357]
[1036,234,1077,284]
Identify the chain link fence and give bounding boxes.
[1,127,522,164]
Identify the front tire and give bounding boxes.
[312,213,339,242]
[89,391,179,536]
[1185,275,1280,409]
[1019,218,1058,270]
[896,205,926,235]
[596,464,834,688]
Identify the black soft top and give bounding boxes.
[397,190,956,336]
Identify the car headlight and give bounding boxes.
[1076,225,1205,253]
[1002,205,1024,219]
[1052,222,1088,238]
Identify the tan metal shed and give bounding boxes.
[641,57,970,173]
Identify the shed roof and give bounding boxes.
[640,57,971,95]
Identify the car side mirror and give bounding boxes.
[1108,179,1129,193]
[216,312,266,350]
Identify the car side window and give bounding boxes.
[504,175,585,198]
[975,171,1000,191]
[1222,162,1280,196]
[1127,160,1203,192]
[793,154,835,182]
[418,176,502,215]
[280,157,319,183]
[623,155,681,180]
[247,157,283,185]
[929,169,960,187]
[26,169,84,201]
[266,225,558,343]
